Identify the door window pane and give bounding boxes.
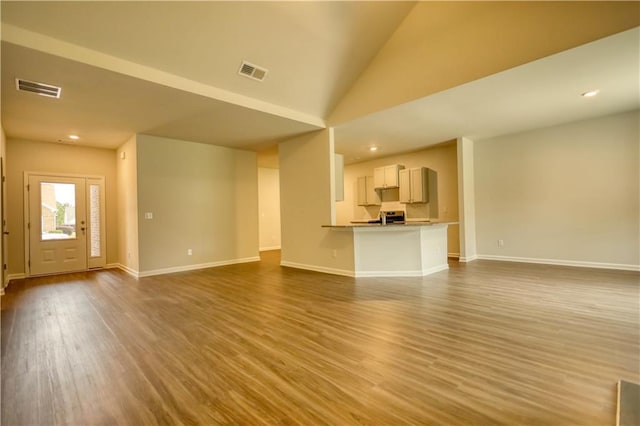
[41,182,75,240]
[89,184,101,257]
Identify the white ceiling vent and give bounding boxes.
[16,78,62,98]
[238,61,268,82]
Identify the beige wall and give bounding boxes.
[279,129,354,274]
[474,110,639,268]
[116,135,139,273]
[329,2,640,125]
[5,139,118,275]
[258,167,281,251]
[135,134,258,274]
[336,142,460,256]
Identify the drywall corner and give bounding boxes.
[116,135,139,273]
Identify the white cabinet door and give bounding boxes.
[373,167,385,189]
[399,169,411,203]
[384,165,400,188]
[374,164,404,189]
[400,167,429,203]
[410,167,428,203]
[366,176,381,205]
[357,176,381,206]
[357,176,367,205]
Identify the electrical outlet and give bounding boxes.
[498,239,504,248]
[187,249,193,256]
[144,212,153,220]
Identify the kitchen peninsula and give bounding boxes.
[323,222,451,277]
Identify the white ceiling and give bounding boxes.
[1,1,414,149]
[1,42,323,150]
[0,2,637,161]
[335,27,640,163]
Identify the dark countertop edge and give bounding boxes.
[322,222,457,228]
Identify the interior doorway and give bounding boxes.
[25,173,106,276]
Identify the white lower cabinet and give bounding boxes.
[357,176,381,206]
[399,167,429,203]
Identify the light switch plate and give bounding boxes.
[144,212,153,219]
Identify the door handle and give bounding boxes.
[2,231,8,235]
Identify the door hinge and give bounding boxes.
[3,264,6,270]
[27,184,30,191]
[27,222,30,230]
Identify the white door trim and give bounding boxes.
[23,171,107,276]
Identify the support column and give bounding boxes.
[457,136,477,262]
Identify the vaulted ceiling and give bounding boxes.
[1,1,638,162]
[1,1,414,149]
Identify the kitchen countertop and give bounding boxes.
[322,221,457,228]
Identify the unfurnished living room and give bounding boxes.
[0,2,639,425]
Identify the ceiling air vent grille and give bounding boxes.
[238,61,268,82]
[15,78,62,98]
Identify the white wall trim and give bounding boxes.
[259,246,281,252]
[138,256,261,278]
[477,254,640,272]
[280,261,355,277]
[459,255,478,263]
[104,263,120,269]
[355,264,449,277]
[7,273,27,282]
[281,261,449,278]
[117,263,140,278]
[448,252,460,258]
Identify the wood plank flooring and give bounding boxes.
[2,251,639,425]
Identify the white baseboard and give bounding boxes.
[477,254,640,272]
[117,263,140,278]
[2,273,27,294]
[355,264,449,277]
[459,254,478,263]
[105,263,120,269]
[138,256,261,278]
[7,273,27,283]
[448,252,460,259]
[280,261,449,278]
[259,246,281,252]
[280,261,355,277]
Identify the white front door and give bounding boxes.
[28,175,87,275]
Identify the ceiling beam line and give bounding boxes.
[1,24,326,129]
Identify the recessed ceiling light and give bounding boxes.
[369,146,378,152]
[581,90,600,97]
[68,134,80,140]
